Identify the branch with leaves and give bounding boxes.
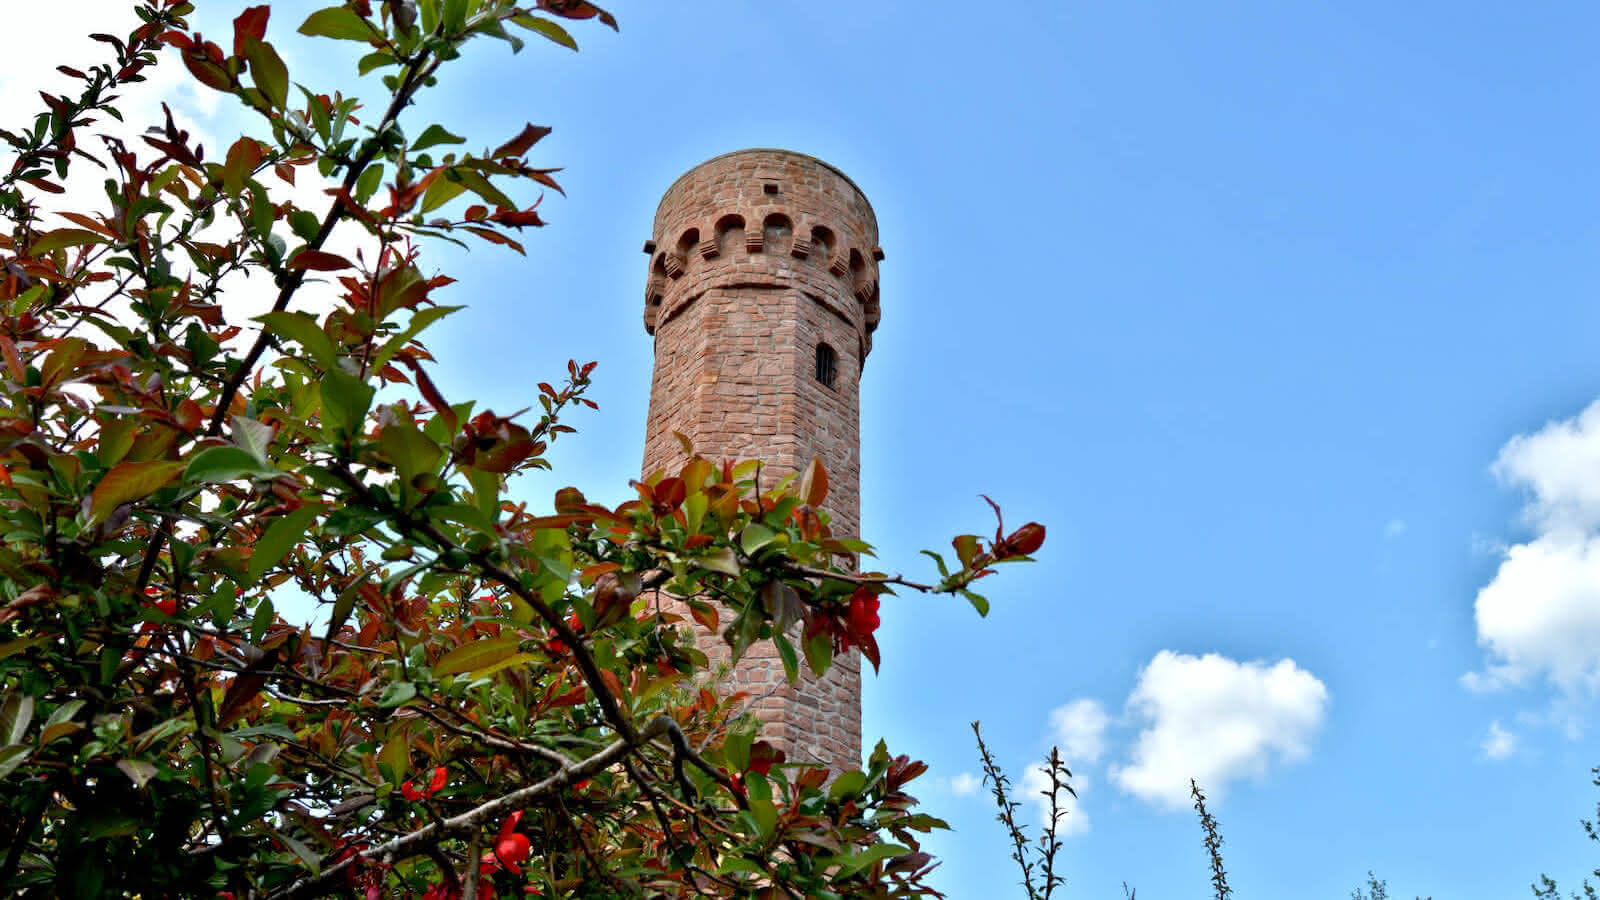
[0,1,1044,897]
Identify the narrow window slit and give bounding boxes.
[815,342,837,389]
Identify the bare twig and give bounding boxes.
[972,721,1038,900]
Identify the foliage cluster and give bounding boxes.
[0,1,1045,897]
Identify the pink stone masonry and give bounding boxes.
[639,149,882,775]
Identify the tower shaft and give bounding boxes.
[641,149,882,774]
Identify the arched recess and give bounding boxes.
[848,248,867,298]
[715,214,746,257]
[670,228,699,275]
[762,213,792,254]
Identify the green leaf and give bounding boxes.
[0,636,46,661]
[43,699,84,730]
[510,14,578,51]
[745,772,776,838]
[298,6,373,42]
[370,305,462,375]
[29,228,103,255]
[231,416,275,462]
[320,369,374,442]
[412,124,465,152]
[88,461,183,526]
[185,446,273,484]
[463,652,537,681]
[683,492,707,536]
[244,40,289,110]
[434,634,520,677]
[697,547,740,578]
[257,311,338,369]
[828,769,867,804]
[830,842,912,878]
[357,51,397,76]
[723,729,752,772]
[376,681,416,708]
[420,172,467,214]
[803,628,832,678]
[248,597,274,644]
[378,420,442,482]
[0,744,30,780]
[773,633,799,683]
[116,759,159,789]
[246,504,322,585]
[452,167,515,210]
[323,505,388,537]
[740,523,777,556]
[354,162,384,205]
[716,856,762,876]
[959,588,989,617]
[466,467,499,524]
[0,693,34,745]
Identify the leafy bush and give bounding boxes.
[0,2,1043,896]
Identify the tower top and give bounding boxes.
[655,148,878,232]
[641,149,883,358]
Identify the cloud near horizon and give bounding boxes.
[1110,650,1329,810]
[1467,399,1600,697]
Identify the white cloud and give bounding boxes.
[948,772,980,796]
[1493,399,1600,535]
[1481,720,1518,760]
[1469,402,1600,698]
[1047,698,1109,766]
[1111,650,1329,810]
[1465,534,1600,694]
[1021,763,1089,837]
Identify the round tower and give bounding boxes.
[640,149,883,774]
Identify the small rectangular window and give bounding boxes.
[815,342,837,389]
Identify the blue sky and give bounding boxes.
[8,1,1600,896]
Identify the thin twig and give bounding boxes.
[265,716,678,900]
[1191,779,1233,900]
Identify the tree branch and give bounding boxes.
[265,715,676,900]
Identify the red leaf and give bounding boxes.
[399,358,457,433]
[535,0,618,30]
[597,669,625,700]
[233,5,271,57]
[217,671,268,727]
[489,206,544,229]
[688,600,718,632]
[176,398,203,432]
[287,250,354,271]
[462,226,524,255]
[492,123,552,159]
[547,684,587,708]
[0,336,24,381]
[858,632,881,672]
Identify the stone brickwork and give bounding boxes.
[639,149,883,775]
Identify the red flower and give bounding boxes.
[482,810,530,876]
[402,766,448,801]
[140,588,178,632]
[846,589,880,636]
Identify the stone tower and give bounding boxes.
[640,149,882,774]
